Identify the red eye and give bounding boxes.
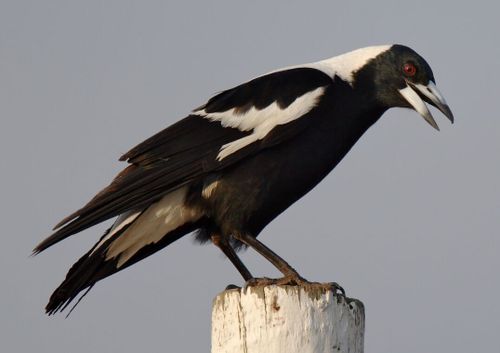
[403,63,417,76]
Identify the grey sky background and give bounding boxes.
[1,1,498,352]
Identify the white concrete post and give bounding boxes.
[211,285,365,353]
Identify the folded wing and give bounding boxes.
[34,67,332,253]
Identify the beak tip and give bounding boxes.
[443,106,454,124]
[411,81,454,128]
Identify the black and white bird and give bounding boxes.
[35,44,453,315]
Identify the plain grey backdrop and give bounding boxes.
[1,1,498,352]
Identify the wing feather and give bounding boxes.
[35,68,332,253]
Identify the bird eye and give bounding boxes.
[403,63,417,77]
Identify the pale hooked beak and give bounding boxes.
[398,81,454,131]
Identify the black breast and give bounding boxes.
[197,81,386,237]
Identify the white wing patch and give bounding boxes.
[105,187,201,268]
[191,45,391,162]
[195,86,325,161]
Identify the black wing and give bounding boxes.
[34,67,332,253]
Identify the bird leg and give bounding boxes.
[232,233,303,281]
[211,233,253,281]
[233,233,345,295]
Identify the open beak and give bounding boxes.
[398,81,454,131]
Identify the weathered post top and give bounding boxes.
[211,285,365,353]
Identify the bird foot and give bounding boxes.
[244,274,345,296]
[244,276,283,288]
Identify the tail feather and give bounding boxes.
[45,225,126,315]
[46,221,201,315]
[44,187,205,315]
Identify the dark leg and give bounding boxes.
[232,233,301,279]
[232,233,345,294]
[211,234,253,281]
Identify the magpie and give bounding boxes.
[35,44,453,315]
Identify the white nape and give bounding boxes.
[269,45,391,85]
[309,45,391,84]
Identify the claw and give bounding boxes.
[242,275,346,296]
[243,277,275,291]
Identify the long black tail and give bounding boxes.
[46,221,200,315]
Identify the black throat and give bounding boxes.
[313,77,387,159]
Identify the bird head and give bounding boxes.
[354,45,454,130]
